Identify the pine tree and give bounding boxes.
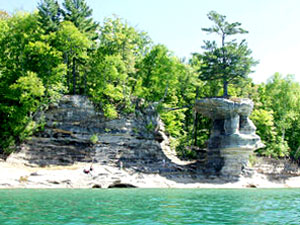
[60,0,98,94]
[62,0,98,40]
[198,11,257,97]
[37,0,62,33]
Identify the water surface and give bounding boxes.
[0,189,299,224]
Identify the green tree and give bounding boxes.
[251,108,288,158]
[53,21,91,94]
[0,13,66,152]
[136,44,177,102]
[286,118,300,162]
[60,0,98,94]
[88,54,128,118]
[135,44,203,158]
[37,0,62,33]
[264,73,300,140]
[87,17,151,116]
[198,11,257,97]
[97,17,151,93]
[251,73,300,158]
[62,0,98,40]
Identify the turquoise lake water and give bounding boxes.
[0,189,299,224]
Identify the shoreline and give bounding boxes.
[1,161,300,189]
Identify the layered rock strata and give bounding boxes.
[195,98,264,176]
[7,95,193,176]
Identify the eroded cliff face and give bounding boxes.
[195,98,264,176]
[3,95,205,188]
[7,95,180,174]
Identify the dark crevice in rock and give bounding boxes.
[108,183,137,188]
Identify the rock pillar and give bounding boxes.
[195,98,264,176]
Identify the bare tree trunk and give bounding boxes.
[84,70,87,96]
[73,57,76,95]
[282,129,285,140]
[193,87,200,146]
[65,53,71,93]
[223,80,228,97]
[194,113,199,146]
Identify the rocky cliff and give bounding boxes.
[7,95,193,175]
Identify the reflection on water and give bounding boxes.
[0,189,300,224]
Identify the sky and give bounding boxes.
[1,0,300,84]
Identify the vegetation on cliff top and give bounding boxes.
[0,1,300,162]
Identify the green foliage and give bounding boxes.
[88,54,128,115]
[251,74,300,159]
[98,17,150,62]
[0,12,66,152]
[90,134,98,144]
[104,128,111,133]
[135,45,177,101]
[248,154,258,167]
[38,0,62,33]
[87,17,151,118]
[62,0,98,40]
[146,121,154,132]
[134,45,200,145]
[286,118,300,161]
[0,72,46,151]
[251,109,288,158]
[53,21,91,94]
[10,72,45,106]
[103,104,118,119]
[160,110,185,137]
[37,0,98,96]
[55,21,91,53]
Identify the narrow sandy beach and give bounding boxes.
[1,161,300,189]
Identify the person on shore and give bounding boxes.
[83,164,93,176]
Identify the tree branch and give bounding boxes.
[158,83,168,104]
[163,104,192,111]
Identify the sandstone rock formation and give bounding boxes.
[195,98,264,176]
[7,95,193,176]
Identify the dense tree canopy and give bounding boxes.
[0,12,66,152]
[251,73,300,159]
[0,3,300,163]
